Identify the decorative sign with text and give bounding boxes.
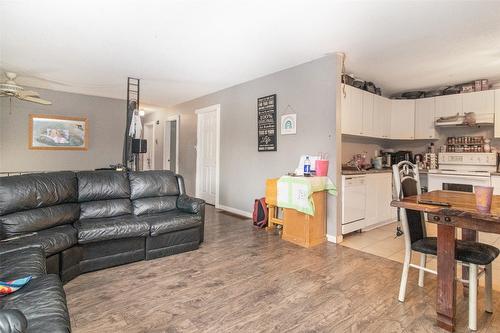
[257,94,277,152]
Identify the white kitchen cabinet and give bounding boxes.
[415,98,437,139]
[495,90,500,138]
[364,173,396,229]
[362,92,374,137]
[390,100,415,139]
[341,84,363,136]
[492,176,500,195]
[435,94,462,118]
[373,95,391,139]
[462,90,495,115]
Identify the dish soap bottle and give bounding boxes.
[304,156,311,176]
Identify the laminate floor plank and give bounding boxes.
[65,206,500,332]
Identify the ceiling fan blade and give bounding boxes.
[18,90,40,97]
[18,95,52,105]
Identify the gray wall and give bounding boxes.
[0,87,126,172]
[145,55,339,233]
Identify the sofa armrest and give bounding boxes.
[0,310,28,333]
[0,235,42,256]
[177,195,205,214]
[0,246,46,280]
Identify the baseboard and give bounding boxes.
[217,205,252,218]
[326,234,343,243]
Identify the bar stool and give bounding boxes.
[393,161,499,331]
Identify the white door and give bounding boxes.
[163,121,171,171]
[196,106,219,205]
[143,122,155,171]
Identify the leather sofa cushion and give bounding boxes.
[0,171,77,216]
[76,215,149,244]
[129,171,179,199]
[0,203,79,239]
[80,199,132,219]
[1,225,77,257]
[139,210,202,236]
[0,274,71,333]
[0,247,46,281]
[412,237,500,265]
[77,171,130,202]
[0,309,27,333]
[132,196,177,216]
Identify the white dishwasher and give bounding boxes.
[342,175,367,234]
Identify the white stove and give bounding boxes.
[428,153,497,192]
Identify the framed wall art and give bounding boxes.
[281,113,296,135]
[29,114,88,150]
[257,94,277,152]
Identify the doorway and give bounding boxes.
[163,115,180,173]
[195,104,220,206]
[143,121,155,171]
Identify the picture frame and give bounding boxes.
[29,114,88,151]
[281,113,296,135]
[257,94,277,152]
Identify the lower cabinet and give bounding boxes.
[364,173,397,229]
[492,176,500,195]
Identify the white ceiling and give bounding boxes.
[1,0,500,107]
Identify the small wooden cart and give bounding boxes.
[265,178,327,248]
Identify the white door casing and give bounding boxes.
[163,114,180,173]
[143,122,155,171]
[195,104,220,206]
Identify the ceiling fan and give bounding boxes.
[0,72,52,105]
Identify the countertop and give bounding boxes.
[341,168,429,175]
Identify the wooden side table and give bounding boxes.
[282,191,326,248]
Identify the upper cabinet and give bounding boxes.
[495,90,500,138]
[373,95,391,139]
[462,90,494,115]
[362,92,375,137]
[340,84,500,140]
[341,85,363,136]
[435,94,462,118]
[415,98,437,139]
[390,100,415,140]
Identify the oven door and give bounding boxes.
[428,173,491,192]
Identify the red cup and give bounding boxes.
[315,160,329,177]
[474,186,493,213]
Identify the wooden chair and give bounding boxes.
[265,178,283,230]
[393,161,499,331]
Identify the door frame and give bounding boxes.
[143,121,155,170]
[163,114,180,173]
[195,104,221,207]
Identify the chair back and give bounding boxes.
[392,161,426,245]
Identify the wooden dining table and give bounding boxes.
[391,190,500,332]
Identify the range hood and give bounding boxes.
[435,112,494,127]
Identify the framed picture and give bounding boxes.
[257,94,277,151]
[29,114,88,150]
[281,114,296,135]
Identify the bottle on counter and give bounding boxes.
[304,156,311,176]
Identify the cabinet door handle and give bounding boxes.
[444,216,451,222]
[433,215,440,221]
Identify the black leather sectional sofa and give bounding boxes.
[0,170,205,332]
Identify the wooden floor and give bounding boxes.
[65,206,500,332]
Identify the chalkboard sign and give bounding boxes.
[257,94,277,152]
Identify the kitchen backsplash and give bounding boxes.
[342,126,500,163]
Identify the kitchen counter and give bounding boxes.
[341,169,392,175]
[341,168,430,176]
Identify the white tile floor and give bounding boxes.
[341,221,500,290]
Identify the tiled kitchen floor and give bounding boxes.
[341,221,500,290]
